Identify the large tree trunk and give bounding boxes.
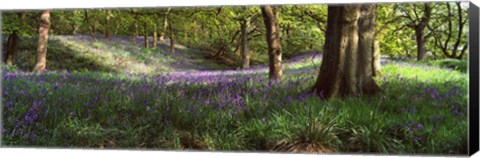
[312,5,381,99]
[144,21,149,48]
[5,30,19,65]
[415,28,427,61]
[261,5,282,81]
[372,36,381,76]
[240,17,250,69]
[34,10,51,73]
[169,16,175,53]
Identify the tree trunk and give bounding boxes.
[34,10,51,73]
[153,23,157,48]
[415,3,431,61]
[160,8,171,44]
[144,22,149,48]
[372,36,381,76]
[415,28,427,61]
[261,5,282,81]
[5,30,19,65]
[92,10,98,34]
[84,10,97,41]
[312,4,381,99]
[104,10,110,38]
[132,19,138,43]
[169,16,175,53]
[240,18,250,69]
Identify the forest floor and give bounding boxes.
[1,35,469,155]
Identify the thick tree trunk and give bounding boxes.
[261,5,282,81]
[415,28,427,61]
[144,22,149,48]
[5,30,19,65]
[372,36,381,76]
[153,23,158,48]
[312,5,381,99]
[240,18,250,69]
[34,10,51,73]
[169,16,175,53]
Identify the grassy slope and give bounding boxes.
[1,35,469,155]
[9,35,230,73]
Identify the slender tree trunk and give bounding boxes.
[153,23,157,48]
[34,10,51,73]
[92,10,98,34]
[84,10,97,41]
[169,16,175,53]
[114,19,120,35]
[312,5,380,99]
[5,30,19,65]
[160,8,171,44]
[132,19,138,43]
[144,22,149,48]
[372,35,381,76]
[104,10,110,38]
[261,5,282,81]
[240,18,250,69]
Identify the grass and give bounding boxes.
[1,35,469,155]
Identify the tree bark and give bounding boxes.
[144,21,149,48]
[372,37,381,76]
[84,10,97,41]
[104,10,110,38]
[261,5,282,81]
[415,28,427,61]
[414,4,431,61]
[5,30,19,65]
[312,4,381,99]
[160,8,171,44]
[240,17,250,69]
[169,15,175,53]
[34,10,51,73]
[131,16,138,43]
[153,23,158,48]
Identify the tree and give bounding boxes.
[240,16,250,69]
[4,30,18,65]
[159,8,171,44]
[261,5,282,81]
[312,4,381,99]
[169,13,175,53]
[83,10,97,41]
[427,2,468,59]
[399,3,432,61]
[144,21,149,48]
[34,10,51,73]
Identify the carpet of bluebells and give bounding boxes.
[1,36,469,155]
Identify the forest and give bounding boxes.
[1,2,469,155]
